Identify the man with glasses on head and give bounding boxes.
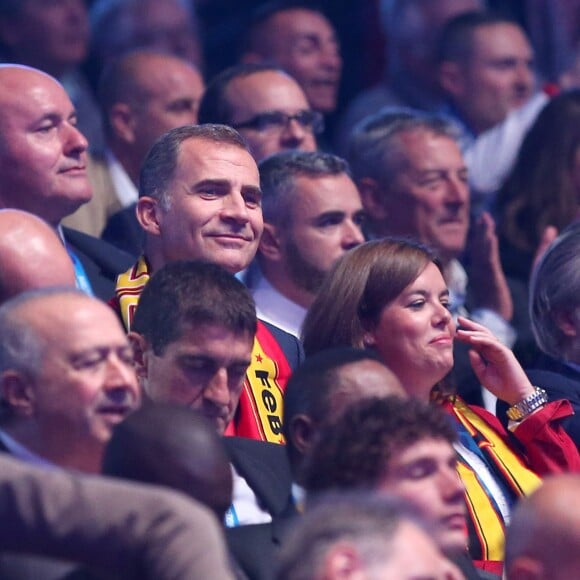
[198,63,321,162]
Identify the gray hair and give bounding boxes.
[139,124,250,210]
[0,288,87,418]
[276,492,427,580]
[347,107,460,186]
[530,222,580,360]
[259,150,350,227]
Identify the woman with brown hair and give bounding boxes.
[301,238,579,574]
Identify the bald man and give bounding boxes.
[0,64,134,300]
[506,474,580,579]
[0,289,140,474]
[0,210,76,304]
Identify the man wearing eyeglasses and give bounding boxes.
[198,63,320,162]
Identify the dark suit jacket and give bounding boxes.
[224,437,294,519]
[496,354,580,449]
[259,320,304,373]
[226,517,295,580]
[452,553,500,580]
[223,437,296,580]
[101,203,143,258]
[63,227,134,302]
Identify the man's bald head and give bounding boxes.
[506,474,580,580]
[0,65,91,226]
[0,209,76,304]
[98,51,205,181]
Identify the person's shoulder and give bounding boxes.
[63,227,134,269]
[224,437,291,483]
[258,319,304,367]
[101,204,143,258]
[62,227,135,300]
[223,436,287,459]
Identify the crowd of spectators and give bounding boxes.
[1,1,580,579]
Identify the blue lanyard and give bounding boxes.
[224,504,239,528]
[454,421,516,512]
[67,247,94,297]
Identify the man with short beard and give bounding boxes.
[245,150,365,337]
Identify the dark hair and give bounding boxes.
[438,11,520,64]
[302,238,440,356]
[132,260,257,356]
[283,347,383,466]
[198,63,287,126]
[259,150,350,227]
[103,402,232,519]
[303,396,457,494]
[241,1,328,55]
[139,123,249,208]
[496,90,580,257]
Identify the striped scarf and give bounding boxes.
[442,396,541,567]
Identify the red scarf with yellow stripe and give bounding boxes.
[114,257,289,444]
[441,396,541,569]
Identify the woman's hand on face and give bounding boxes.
[454,316,535,405]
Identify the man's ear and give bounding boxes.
[322,543,363,579]
[438,61,465,100]
[289,414,315,456]
[128,332,149,380]
[0,372,35,418]
[136,196,162,236]
[258,223,284,262]
[357,177,389,222]
[109,103,136,144]
[554,310,579,338]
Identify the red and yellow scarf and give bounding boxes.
[441,396,541,568]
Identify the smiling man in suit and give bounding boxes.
[112,123,303,443]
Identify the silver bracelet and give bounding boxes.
[506,387,549,422]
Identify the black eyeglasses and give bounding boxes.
[232,110,324,134]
